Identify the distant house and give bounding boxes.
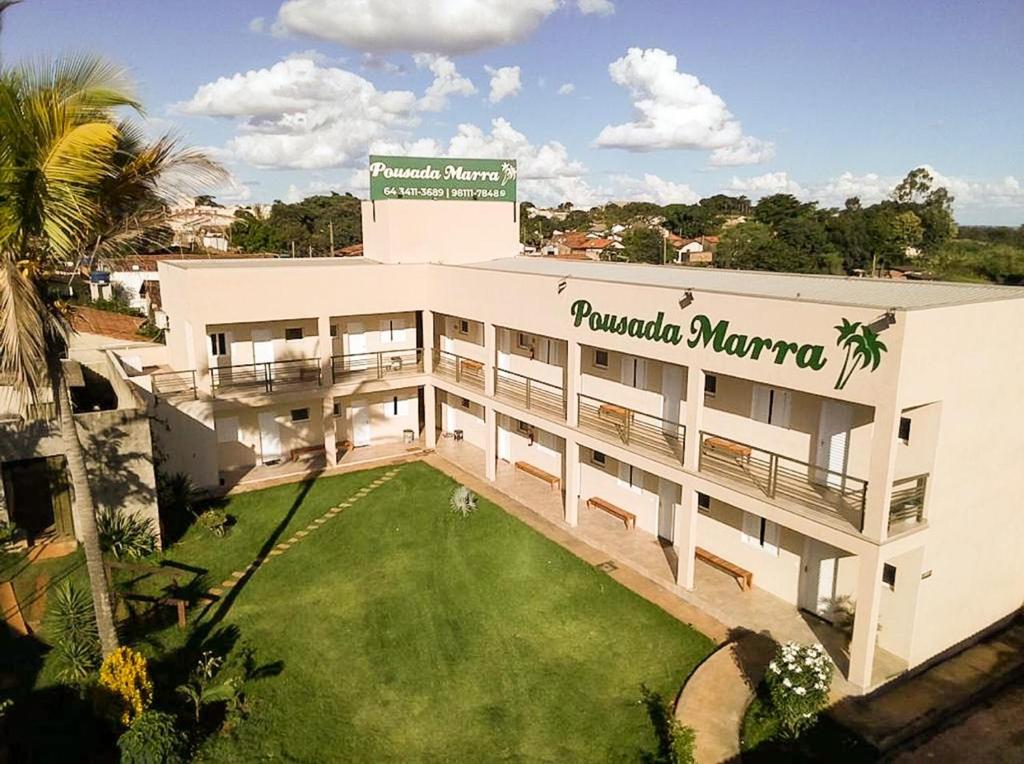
[673,235,719,265]
[337,243,364,257]
[548,233,620,260]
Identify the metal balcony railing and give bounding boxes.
[577,394,685,466]
[698,431,868,532]
[211,358,322,395]
[432,349,486,392]
[332,348,423,384]
[889,474,928,531]
[494,367,566,420]
[151,370,198,400]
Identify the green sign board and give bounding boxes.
[368,155,517,202]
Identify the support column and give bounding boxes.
[423,384,437,450]
[565,340,581,428]
[848,544,885,691]
[191,322,212,396]
[484,322,497,397]
[862,400,901,540]
[683,367,705,472]
[674,486,699,588]
[421,310,434,374]
[317,315,333,387]
[321,394,337,467]
[563,437,580,526]
[485,404,497,481]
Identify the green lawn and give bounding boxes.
[3,462,714,761]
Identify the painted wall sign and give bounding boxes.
[569,300,887,389]
[369,155,516,202]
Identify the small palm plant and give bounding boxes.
[449,485,478,518]
[833,319,887,390]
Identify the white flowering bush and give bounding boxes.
[765,642,833,740]
[449,485,478,517]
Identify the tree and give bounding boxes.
[716,221,819,273]
[230,193,361,255]
[0,57,221,655]
[663,204,722,238]
[621,226,665,264]
[753,194,815,228]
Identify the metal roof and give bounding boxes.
[459,257,1024,310]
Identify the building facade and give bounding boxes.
[149,162,1024,694]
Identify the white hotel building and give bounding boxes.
[144,158,1024,694]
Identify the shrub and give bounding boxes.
[0,521,23,547]
[640,684,695,764]
[117,710,185,764]
[46,582,101,684]
[98,647,153,726]
[765,642,833,740]
[449,485,478,517]
[97,507,158,560]
[197,508,230,538]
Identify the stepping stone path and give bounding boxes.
[207,468,402,600]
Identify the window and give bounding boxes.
[330,324,338,338]
[898,417,912,444]
[591,450,607,466]
[517,419,532,436]
[697,492,711,512]
[380,318,407,344]
[594,349,609,369]
[209,332,227,357]
[617,463,642,494]
[290,408,310,422]
[517,332,531,350]
[457,319,470,335]
[704,374,717,398]
[460,398,471,409]
[215,416,238,443]
[388,396,400,417]
[751,385,791,428]
[741,512,779,556]
[882,564,897,589]
[285,327,303,341]
[332,402,341,417]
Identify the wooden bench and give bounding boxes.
[598,403,630,421]
[703,437,752,462]
[514,461,561,490]
[291,444,325,461]
[586,497,636,530]
[459,358,484,373]
[695,547,753,591]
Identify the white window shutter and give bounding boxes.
[635,358,648,389]
[379,319,392,343]
[772,390,793,428]
[751,385,770,423]
[763,520,780,557]
[617,461,630,488]
[620,356,634,386]
[741,511,760,544]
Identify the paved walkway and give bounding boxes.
[208,467,403,597]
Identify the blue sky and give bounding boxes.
[3,0,1023,222]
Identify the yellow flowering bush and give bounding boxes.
[98,647,153,726]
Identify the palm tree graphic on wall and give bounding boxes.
[834,319,888,390]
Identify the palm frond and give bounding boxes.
[0,256,49,400]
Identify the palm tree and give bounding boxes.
[0,56,223,654]
[833,319,887,390]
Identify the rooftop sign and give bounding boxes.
[368,155,516,202]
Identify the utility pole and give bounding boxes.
[329,221,335,256]
[291,241,295,258]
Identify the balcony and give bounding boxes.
[888,474,928,533]
[577,394,685,467]
[151,370,197,400]
[698,431,868,532]
[332,348,423,384]
[494,368,566,421]
[432,349,486,393]
[211,358,322,396]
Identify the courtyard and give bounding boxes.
[2,462,713,761]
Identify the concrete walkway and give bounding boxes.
[675,633,776,764]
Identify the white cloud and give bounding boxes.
[445,118,583,181]
[361,52,406,75]
[276,0,558,55]
[557,82,575,96]
[577,0,615,16]
[415,54,476,111]
[595,48,773,166]
[608,173,700,205]
[728,171,806,198]
[485,65,522,104]
[248,17,266,33]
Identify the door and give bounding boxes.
[441,334,455,354]
[444,401,457,434]
[661,364,683,432]
[621,356,647,389]
[347,322,367,354]
[4,457,74,543]
[497,329,511,371]
[350,400,370,447]
[258,412,282,463]
[252,328,274,383]
[497,425,511,462]
[800,538,839,620]
[657,478,679,541]
[815,400,853,488]
[751,384,792,427]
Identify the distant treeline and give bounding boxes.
[230,193,362,255]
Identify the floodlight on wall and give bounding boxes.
[678,289,695,310]
[866,309,897,334]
